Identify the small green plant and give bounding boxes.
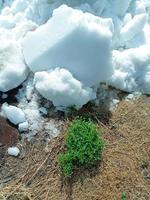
[121,192,127,200]
[58,118,104,177]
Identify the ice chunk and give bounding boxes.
[0,14,16,29]
[120,14,147,44]
[92,0,106,16]
[108,0,132,16]
[10,0,29,14]
[18,121,29,132]
[39,107,48,115]
[12,20,37,40]
[7,147,20,157]
[110,45,150,94]
[2,103,26,125]
[23,5,113,87]
[34,68,96,110]
[0,28,28,92]
[123,13,132,26]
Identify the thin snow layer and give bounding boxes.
[34,68,96,110]
[2,103,26,125]
[110,45,150,94]
[0,29,28,92]
[23,5,113,87]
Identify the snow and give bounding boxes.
[39,107,48,115]
[108,0,132,17]
[18,121,29,132]
[23,5,113,87]
[16,80,43,135]
[7,147,20,157]
[120,14,147,45]
[110,45,150,94]
[0,29,28,92]
[15,76,63,137]
[125,92,141,101]
[12,20,37,41]
[2,103,26,125]
[109,99,120,111]
[34,68,96,110]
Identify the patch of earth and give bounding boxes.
[0,96,149,200]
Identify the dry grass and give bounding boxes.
[0,96,150,200]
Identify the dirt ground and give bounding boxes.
[0,96,150,200]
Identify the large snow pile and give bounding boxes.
[0,0,150,113]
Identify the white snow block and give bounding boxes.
[0,28,28,92]
[23,5,113,87]
[2,104,26,125]
[120,14,147,44]
[34,68,96,110]
[8,147,20,157]
[110,45,150,94]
